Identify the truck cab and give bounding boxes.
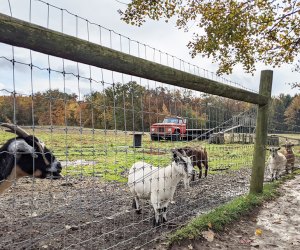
[150,116,187,141]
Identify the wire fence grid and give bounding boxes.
[0,1,299,250]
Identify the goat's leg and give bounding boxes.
[191,157,196,181]
[288,163,294,173]
[285,164,290,174]
[204,162,208,178]
[151,199,162,227]
[132,197,142,214]
[273,171,277,180]
[183,177,190,189]
[270,172,274,181]
[162,207,168,223]
[152,208,162,227]
[275,170,279,180]
[191,169,196,182]
[198,164,202,179]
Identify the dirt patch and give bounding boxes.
[143,151,167,155]
[170,174,300,250]
[0,169,251,249]
[141,148,168,155]
[61,160,98,167]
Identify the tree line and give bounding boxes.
[269,93,300,133]
[0,81,299,132]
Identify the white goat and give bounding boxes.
[267,147,287,181]
[128,149,194,226]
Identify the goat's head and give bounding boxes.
[1,123,62,179]
[171,149,194,178]
[282,141,295,151]
[267,147,281,158]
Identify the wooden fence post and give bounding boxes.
[250,70,273,194]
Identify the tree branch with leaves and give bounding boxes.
[119,0,300,77]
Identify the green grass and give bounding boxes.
[0,127,298,182]
[168,169,300,246]
[275,133,300,140]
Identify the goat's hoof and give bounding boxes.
[153,218,160,227]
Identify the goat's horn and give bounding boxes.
[172,149,184,158]
[28,136,50,166]
[0,123,30,137]
[36,142,50,165]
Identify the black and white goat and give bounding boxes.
[0,123,62,194]
[128,149,194,226]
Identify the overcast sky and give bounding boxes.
[0,0,299,97]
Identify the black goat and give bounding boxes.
[0,123,62,194]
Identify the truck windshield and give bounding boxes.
[163,118,179,123]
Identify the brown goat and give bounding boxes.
[176,147,208,181]
[281,141,295,173]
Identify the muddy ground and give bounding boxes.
[0,167,251,250]
[170,173,300,250]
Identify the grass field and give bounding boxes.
[275,133,300,140]
[1,127,299,182]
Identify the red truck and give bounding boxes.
[150,116,210,141]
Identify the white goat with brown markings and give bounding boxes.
[266,147,287,181]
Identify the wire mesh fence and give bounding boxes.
[0,54,255,249]
[0,0,299,249]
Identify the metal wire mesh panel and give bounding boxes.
[0,1,280,249]
[0,53,256,249]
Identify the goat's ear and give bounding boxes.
[181,150,187,157]
[171,149,180,163]
[175,148,183,154]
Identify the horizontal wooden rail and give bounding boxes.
[0,13,268,105]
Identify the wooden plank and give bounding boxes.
[0,13,268,105]
[250,70,273,194]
